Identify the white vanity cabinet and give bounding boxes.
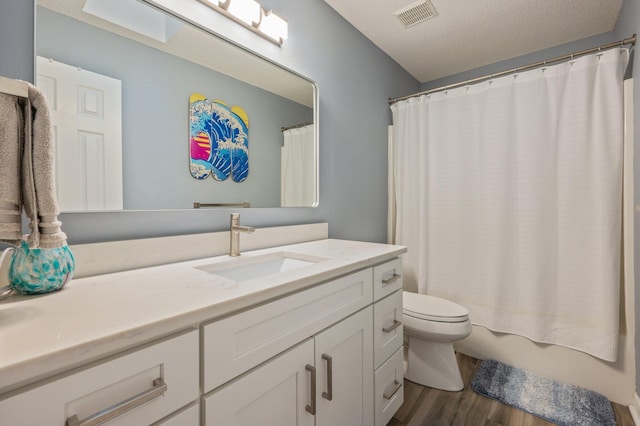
[204,307,373,426]
[202,258,404,426]
[0,330,199,426]
[0,238,406,426]
[202,269,375,425]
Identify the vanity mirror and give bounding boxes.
[35,0,318,211]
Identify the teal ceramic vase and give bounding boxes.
[7,240,75,294]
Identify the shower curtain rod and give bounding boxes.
[388,33,636,105]
[281,121,313,132]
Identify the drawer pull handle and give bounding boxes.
[66,378,167,426]
[383,320,402,334]
[382,273,401,285]
[383,380,403,400]
[322,354,333,401]
[305,365,316,415]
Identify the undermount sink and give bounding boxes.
[195,252,329,281]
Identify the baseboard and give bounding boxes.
[629,392,640,425]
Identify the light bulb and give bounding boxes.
[258,10,288,43]
[225,0,261,25]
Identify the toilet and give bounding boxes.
[402,291,472,391]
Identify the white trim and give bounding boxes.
[387,125,395,244]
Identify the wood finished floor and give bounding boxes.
[387,353,635,426]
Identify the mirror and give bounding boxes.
[35,0,318,211]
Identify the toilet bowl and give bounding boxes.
[403,291,472,391]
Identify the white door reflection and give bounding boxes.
[36,56,123,211]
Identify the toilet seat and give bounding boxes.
[403,292,469,323]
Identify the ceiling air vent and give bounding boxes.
[394,0,438,28]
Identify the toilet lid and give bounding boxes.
[403,291,469,323]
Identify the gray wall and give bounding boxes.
[37,7,312,209]
[1,0,420,243]
[0,1,33,81]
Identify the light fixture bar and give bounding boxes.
[198,0,288,47]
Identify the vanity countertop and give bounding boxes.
[0,238,406,394]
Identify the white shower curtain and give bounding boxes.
[281,124,315,207]
[391,48,629,361]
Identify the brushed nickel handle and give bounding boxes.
[381,273,401,285]
[383,380,402,400]
[321,354,333,401]
[66,378,167,426]
[383,320,402,333]
[305,364,316,415]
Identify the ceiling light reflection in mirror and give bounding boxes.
[36,0,318,211]
[199,0,288,45]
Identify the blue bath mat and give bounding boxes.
[471,359,616,426]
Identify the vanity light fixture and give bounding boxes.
[224,0,261,25]
[257,9,288,44]
[199,0,288,46]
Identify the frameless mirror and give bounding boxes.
[35,0,318,211]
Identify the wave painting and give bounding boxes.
[189,93,249,182]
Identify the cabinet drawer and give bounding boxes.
[203,268,373,392]
[0,330,199,426]
[374,290,403,368]
[373,258,403,301]
[374,348,404,426]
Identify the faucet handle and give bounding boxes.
[230,212,240,227]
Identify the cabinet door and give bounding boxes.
[314,306,374,426]
[204,339,315,426]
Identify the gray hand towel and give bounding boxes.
[0,93,24,245]
[0,83,67,249]
[25,84,67,249]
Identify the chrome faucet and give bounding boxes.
[229,213,255,257]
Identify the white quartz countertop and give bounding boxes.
[0,239,406,394]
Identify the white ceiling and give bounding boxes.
[323,0,624,83]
